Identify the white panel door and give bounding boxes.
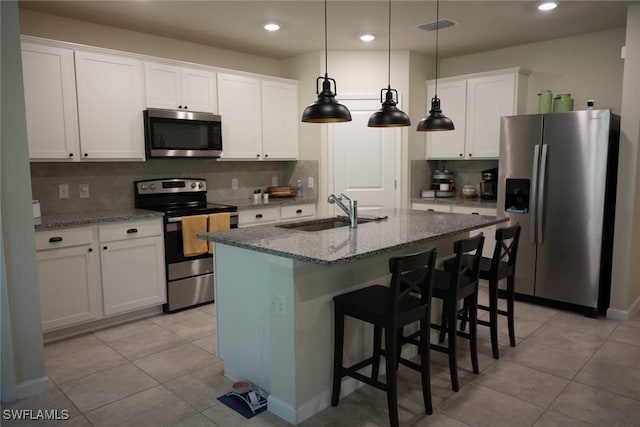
[181,68,217,113]
[329,98,400,214]
[144,62,182,110]
[21,43,80,160]
[75,51,145,160]
[261,80,298,159]
[425,79,467,159]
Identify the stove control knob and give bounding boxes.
[141,184,147,190]
[198,182,204,189]
[149,184,156,190]
[191,182,197,189]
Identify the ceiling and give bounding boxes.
[18,1,636,59]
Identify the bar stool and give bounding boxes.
[450,224,522,359]
[402,234,484,392]
[332,248,437,427]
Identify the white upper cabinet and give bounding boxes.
[21,43,80,160]
[75,50,145,160]
[261,80,299,159]
[426,67,527,160]
[425,80,467,159]
[218,73,263,159]
[218,72,298,160]
[144,62,217,113]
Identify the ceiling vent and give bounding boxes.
[417,19,457,32]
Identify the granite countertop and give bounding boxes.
[216,196,317,210]
[411,196,497,209]
[198,208,507,266]
[34,209,164,230]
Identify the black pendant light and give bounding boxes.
[301,0,351,123]
[368,0,410,127]
[416,0,454,132]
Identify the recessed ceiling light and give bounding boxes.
[264,23,280,32]
[538,2,558,11]
[360,34,375,42]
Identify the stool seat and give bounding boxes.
[332,248,437,427]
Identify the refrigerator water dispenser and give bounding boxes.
[505,179,530,213]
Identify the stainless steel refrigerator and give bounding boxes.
[498,109,619,315]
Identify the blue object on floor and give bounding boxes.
[217,392,267,419]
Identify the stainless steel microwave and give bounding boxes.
[144,109,222,158]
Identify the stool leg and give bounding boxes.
[331,306,345,406]
[446,299,459,392]
[439,300,447,344]
[419,317,433,415]
[489,279,500,359]
[468,294,479,375]
[385,327,399,427]
[507,275,516,347]
[459,300,469,332]
[372,325,382,380]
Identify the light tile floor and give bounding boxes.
[3,287,640,427]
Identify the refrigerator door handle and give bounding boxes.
[530,145,541,244]
[537,144,549,243]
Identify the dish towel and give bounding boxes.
[182,215,209,257]
[208,212,231,254]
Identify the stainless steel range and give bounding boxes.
[134,178,238,312]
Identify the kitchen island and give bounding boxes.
[198,208,507,424]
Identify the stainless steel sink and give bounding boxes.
[277,216,378,232]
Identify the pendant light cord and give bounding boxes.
[387,0,391,88]
[434,0,440,97]
[324,0,328,77]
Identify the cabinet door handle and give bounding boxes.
[88,248,93,252]
[256,154,261,158]
[256,214,263,219]
[126,228,138,234]
[184,106,188,110]
[471,212,479,215]
[264,154,268,158]
[69,153,73,157]
[469,153,473,157]
[84,153,88,157]
[48,236,63,243]
[178,105,183,109]
[459,153,463,157]
[296,209,303,214]
[103,246,108,250]
[427,209,434,212]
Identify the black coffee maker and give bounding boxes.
[480,168,498,200]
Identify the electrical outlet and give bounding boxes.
[271,176,278,186]
[270,294,286,316]
[308,177,314,189]
[58,184,69,199]
[79,184,90,198]
[231,178,238,190]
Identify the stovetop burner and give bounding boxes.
[134,178,237,217]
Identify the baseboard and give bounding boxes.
[15,376,50,400]
[607,295,640,320]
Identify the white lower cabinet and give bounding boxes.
[37,242,101,331]
[99,220,166,316]
[451,206,498,258]
[238,203,317,228]
[35,218,166,332]
[412,202,497,258]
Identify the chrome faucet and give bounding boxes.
[328,193,358,228]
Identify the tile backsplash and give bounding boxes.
[31,160,318,215]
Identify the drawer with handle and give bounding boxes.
[238,207,280,227]
[280,203,317,221]
[98,219,162,242]
[35,227,94,251]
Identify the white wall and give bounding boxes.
[19,8,281,77]
[611,3,640,319]
[1,0,48,402]
[441,28,626,115]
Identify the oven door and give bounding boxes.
[164,213,238,276]
[163,213,238,312]
[144,109,222,158]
